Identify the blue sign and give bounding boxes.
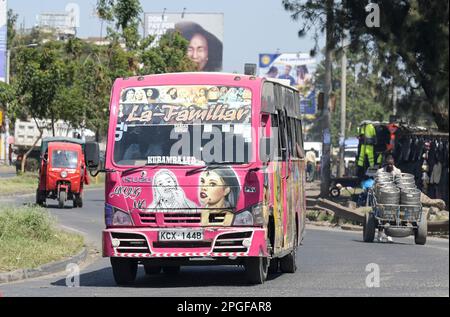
[300,90,316,115]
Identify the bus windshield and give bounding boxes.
[114,85,253,166]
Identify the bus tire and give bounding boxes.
[280,247,297,273]
[58,191,66,209]
[363,212,376,242]
[110,257,137,285]
[144,264,161,275]
[414,212,427,245]
[162,266,180,275]
[245,257,268,284]
[268,258,279,274]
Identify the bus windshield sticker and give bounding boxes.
[147,156,202,166]
[118,85,252,125]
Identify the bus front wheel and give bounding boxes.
[245,257,268,284]
[111,257,137,285]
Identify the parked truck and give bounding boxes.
[12,119,95,173]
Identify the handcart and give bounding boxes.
[363,189,427,245]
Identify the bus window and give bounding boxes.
[288,118,298,159]
[277,112,288,162]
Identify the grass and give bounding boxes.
[0,205,84,272]
[0,173,39,196]
[0,173,105,197]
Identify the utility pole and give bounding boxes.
[338,44,347,178]
[320,0,334,197]
[4,49,10,165]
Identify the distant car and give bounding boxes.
[344,149,357,169]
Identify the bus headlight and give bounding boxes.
[233,211,254,226]
[112,209,133,226]
[232,204,265,226]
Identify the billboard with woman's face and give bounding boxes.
[144,13,224,72]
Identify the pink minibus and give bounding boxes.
[86,72,307,285]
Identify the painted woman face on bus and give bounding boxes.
[199,170,230,209]
[207,87,219,101]
[134,89,145,102]
[125,89,135,102]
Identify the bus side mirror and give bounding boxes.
[85,142,100,171]
[260,137,272,163]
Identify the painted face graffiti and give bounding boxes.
[148,170,198,212]
[199,167,240,209]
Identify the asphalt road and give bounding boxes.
[0,188,448,297]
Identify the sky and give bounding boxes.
[7,0,325,73]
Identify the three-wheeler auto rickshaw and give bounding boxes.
[36,137,90,208]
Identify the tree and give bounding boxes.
[343,0,449,131]
[6,5,197,172]
[10,43,68,172]
[97,0,142,51]
[7,9,18,49]
[283,0,346,197]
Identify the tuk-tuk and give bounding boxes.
[36,137,90,208]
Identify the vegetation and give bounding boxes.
[0,205,84,272]
[0,173,38,196]
[283,0,449,132]
[1,0,196,173]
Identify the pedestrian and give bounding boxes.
[305,148,317,182]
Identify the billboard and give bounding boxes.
[0,0,7,83]
[259,53,317,115]
[144,13,224,72]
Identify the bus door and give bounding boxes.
[286,115,302,248]
[280,109,294,249]
[270,112,283,253]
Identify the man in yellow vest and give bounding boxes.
[357,122,376,170]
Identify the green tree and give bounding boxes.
[284,0,449,131]
[344,0,449,131]
[7,9,18,49]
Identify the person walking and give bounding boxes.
[305,149,317,182]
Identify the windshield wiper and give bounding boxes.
[185,162,244,177]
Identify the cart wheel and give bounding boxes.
[58,191,66,209]
[330,187,341,198]
[363,212,376,242]
[414,212,427,245]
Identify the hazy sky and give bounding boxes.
[7,0,324,72]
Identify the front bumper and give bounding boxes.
[103,227,268,258]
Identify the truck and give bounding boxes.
[12,119,95,173]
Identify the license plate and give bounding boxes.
[158,230,204,241]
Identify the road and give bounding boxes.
[0,188,448,297]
